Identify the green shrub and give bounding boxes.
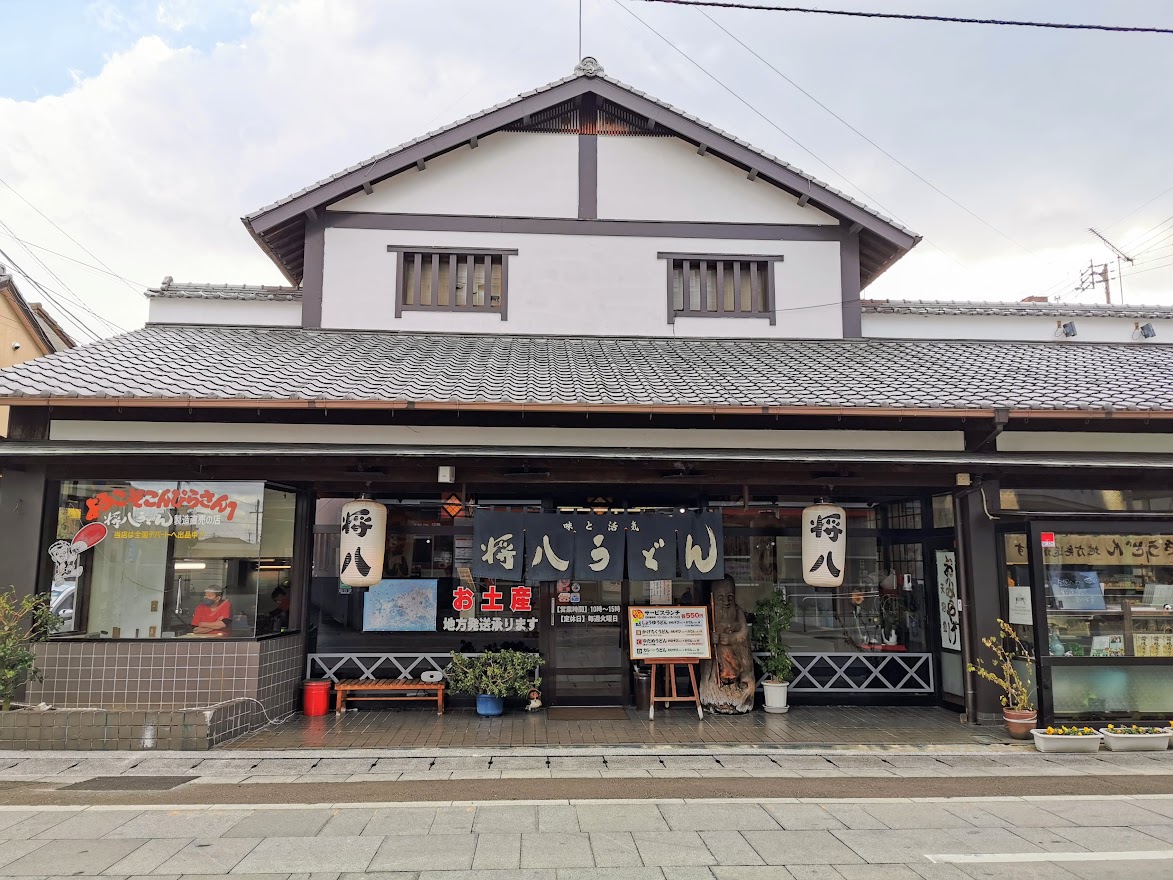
[752,592,796,683]
[444,649,543,698]
[0,589,60,711]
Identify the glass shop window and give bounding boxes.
[46,481,296,640]
[1042,531,1173,660]
[722,507,931,655]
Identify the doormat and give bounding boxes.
[547,707,629,721]
[60,775,196,791]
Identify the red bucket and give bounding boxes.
[303,680,331,716]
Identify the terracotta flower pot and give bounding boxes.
[1003,708,1037,740]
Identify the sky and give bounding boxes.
[2,0,1173,341]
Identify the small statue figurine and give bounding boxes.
[699,575,757,714]
[525,688,543,712]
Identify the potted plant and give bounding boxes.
[444,649,543,716]
[967,618,1036,739]
[1031,724,1103,753]
[0,589,60,711]
[752,593,796,714]
[1099,723,1173,752]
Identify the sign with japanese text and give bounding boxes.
[340,500,387,588]
[441,616,539,634]
[677,512,724,580]
[935,550,960,651]
[471,512,526,579]
[525,514,576,582]
[801,503,846,588]
[558,604,621,625]
[1005,533,1173,567]
[628,606,711,660]
[647,579,673,605]
[86,485,240,523]
[573,516,625,580]
[626,516,678,580]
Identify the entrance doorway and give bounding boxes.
[543,580,627,705]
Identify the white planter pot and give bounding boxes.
[1030,729,1103,753]
[762,680,789,714]
[1099,728,1172,752]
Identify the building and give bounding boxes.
[1,60,1172,748]
[0,270,73,437]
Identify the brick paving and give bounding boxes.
[225,706,1005,750]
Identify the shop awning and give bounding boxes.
[4,441,1173,470]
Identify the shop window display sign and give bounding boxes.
[628,606,712,660]
[361,579,438,631]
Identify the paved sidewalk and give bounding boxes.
[226,706,1004,749]
[0,794,1171,878]
[0,747,1170,787]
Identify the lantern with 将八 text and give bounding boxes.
[339,499,387,587]
[801,502,846,588]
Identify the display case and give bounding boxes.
[1025,522,1173,722]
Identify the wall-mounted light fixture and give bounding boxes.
[1140,322,1157,339]
[174,561,207,571]
[1061,321,1078,338]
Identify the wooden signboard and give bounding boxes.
[628,606,711,660]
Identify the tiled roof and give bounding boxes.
[864,299,1173,320]
[146,281,301,302]
[244,70,915,241]
[1,325,1172,414]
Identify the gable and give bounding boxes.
[597,135,837,225]
[329,131,579,218]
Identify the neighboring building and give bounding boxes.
[1,59,1172,747]
[0,270,73,437]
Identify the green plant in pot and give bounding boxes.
[444,649,543,716]
[967,618,1036,739]
[0,588,60,711]
[752,592,796,714]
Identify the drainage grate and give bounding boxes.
[60,775,197,791]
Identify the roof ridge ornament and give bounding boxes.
[574,56,604,77]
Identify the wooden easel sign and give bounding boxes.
[629,606,711,719]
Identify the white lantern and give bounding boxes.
[339,499,387,587]
[801,503,846,588]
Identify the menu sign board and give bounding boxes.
[628,606,711,660]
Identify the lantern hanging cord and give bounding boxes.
[631,0,1173,35]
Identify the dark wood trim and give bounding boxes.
[389,248,513,319]
[665,255,777,322]
[657,251,786,261]
[578,92,597,220]
[333,211,843,241]
[840,234,862,337]
[4,407,49,441]
[300,217,325,329]
[385,245,519,256]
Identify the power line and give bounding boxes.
[632,0,1173,35]
[0,245,104,343]
[0,229,149,287]
[1104,182,1173,232]
[0,176,142,298]
[691,6,1044,261]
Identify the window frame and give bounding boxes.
[389,245,517,320]
[659,251,782,324]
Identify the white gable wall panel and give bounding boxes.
[327,132,578,218]
[597,136,837,225]
[320,226,843,338]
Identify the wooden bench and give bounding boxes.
[333,678,445,715]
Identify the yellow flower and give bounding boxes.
[1107,724,1114,729]
[1046,726,1055,734]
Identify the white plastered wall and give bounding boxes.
[864,311,1173,344]
[596,137,837,225]
[998,432,1173,454]
[320,227,843,338]
[148,297,302,327]
[328,132,578,218]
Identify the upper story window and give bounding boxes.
[390,246,517,320]
[660,252,781,324]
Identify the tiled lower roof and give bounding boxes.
[1,325,1171,413]
[864,299,1173,320]
[146,282,301,301]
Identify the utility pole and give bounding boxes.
[1089,228,1136,304]
[1077,260,1111,303]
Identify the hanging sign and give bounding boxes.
[648,579,674,605]
[626,515,678,580]
[573,516,625,580]
[1007,585,1033,626]
[525,514,576,582]
[678,512,724,580]
[628,606,711,660]
[470,511,525,579]
[802,503,846,588]
[339,500,387,587]
[935,550,960,651]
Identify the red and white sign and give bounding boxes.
[1040,531,1056,548]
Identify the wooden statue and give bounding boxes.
[699,575,756,714]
